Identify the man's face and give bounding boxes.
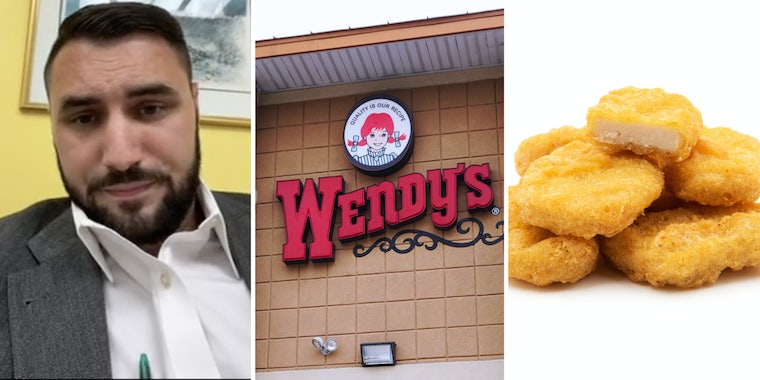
[365,127,389,151]
[47,34,200,245]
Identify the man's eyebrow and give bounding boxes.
[126,83,180,98]
[58,95,100,114]
[55,84,180,114]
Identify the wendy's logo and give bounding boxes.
[344,95,413,176]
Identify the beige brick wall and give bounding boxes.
[255,79,504,371]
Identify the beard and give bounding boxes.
[57,135,201,247]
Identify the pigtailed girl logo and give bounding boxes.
[344,95,413,176]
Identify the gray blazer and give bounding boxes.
[0,192,251,378]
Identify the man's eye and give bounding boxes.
[140,104,165,118]
[73,114,96,125]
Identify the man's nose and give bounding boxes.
[101,115,143,171]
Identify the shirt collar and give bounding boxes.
[367,147,386,157]
[72,180,239,282]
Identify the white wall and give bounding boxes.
[255,360,504,380]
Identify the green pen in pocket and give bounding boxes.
[139,353,152,380]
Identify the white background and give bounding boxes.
[505,1,760,379]
[254,0,505,40]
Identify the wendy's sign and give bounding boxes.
[276,163,495,264]
[344,95,413,176]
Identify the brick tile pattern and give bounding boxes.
[255,79,504,370]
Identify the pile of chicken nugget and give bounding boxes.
[509,86,760,288]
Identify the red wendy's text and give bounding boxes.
[275,163,494,263]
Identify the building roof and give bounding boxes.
[255,9,503,105]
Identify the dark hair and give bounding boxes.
[43,2,192,94]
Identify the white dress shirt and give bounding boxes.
[72,182,251,378]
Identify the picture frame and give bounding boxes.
[20,0,251,127]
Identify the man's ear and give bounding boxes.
[191,82,200,124]
[191,82,199,102]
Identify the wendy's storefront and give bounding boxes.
[255,9,504,379]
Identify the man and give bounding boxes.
[0,2,250,378]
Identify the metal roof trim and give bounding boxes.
[256,9,504,59]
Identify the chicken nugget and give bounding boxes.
[514,126,590,176]
[600,203,760,288]
[508,186,599,286]
[645,187,687,213]
[664,127,760,206]
[513,140,664,239]
[587,86,703,165]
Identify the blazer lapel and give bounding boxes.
[216,193,251,289]
[6,193,249,378]
[7,210,111,379]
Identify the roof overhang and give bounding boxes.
[255,9,504,105]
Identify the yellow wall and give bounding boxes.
[0,0,251,217]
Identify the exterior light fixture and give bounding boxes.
[311,337,338,355]
[360,342,397,367]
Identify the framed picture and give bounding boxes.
[20,0,251,127]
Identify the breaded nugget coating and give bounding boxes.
[587,86,703,165]
[664,127,760,206]
[513,140,664,239]
[601,204,760,288]
[645,187,686,213]
[508,186,599,286]
[514,126,590,176]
